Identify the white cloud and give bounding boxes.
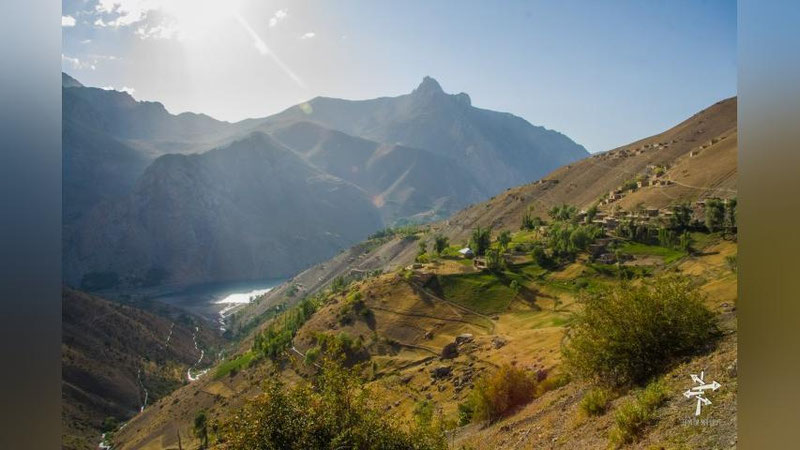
[62,54,97,71]
[300,32,315,40]
[81,39,92,44]
[62,15,76,27]
[61,53,118,71]
[269,9,288,27]
[92,0,229,40]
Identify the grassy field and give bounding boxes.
[430,271,519,315]
[213,351,256,380]
[618,242,686,264]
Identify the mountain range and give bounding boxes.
[62,73,588,288]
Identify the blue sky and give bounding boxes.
[62,0,736,153]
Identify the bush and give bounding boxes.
[468,365,537,422]
[579,388,612,417]
[218,360,446,449]
[563,276,718,386]
[608,379,668,447]
[725,254,737,273]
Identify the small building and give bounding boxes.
[603,217,619,230]
[645,208,660,217]
[597,253,617,264]
[458,247,474,258]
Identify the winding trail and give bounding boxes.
[187,326,209,381]
[136,368,149,412]
[163,322,174,349]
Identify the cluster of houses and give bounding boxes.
[592,139,678,162]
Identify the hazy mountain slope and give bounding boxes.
[62,288,221,450]
[62,119,150,226]
[265,76,589,194]
[62,73,251,226]
[268,120,485,224]
[65,132,383,288]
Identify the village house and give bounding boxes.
[458,247,474,258]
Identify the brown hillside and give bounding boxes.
[441,97,736,242]
[62,289,222,450]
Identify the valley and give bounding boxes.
[94,97,737,449]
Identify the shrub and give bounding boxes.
[218,360,446,449]
[563,276,718,386]
[413,400,435,426]
[531,246,554,269]
[725,254,737,273]
[608,379,668,446]
[469,365,537,422]
[457,401,475,425]
[579,388,612,416]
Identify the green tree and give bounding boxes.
[657,227,678,249]
[485,248,506,272]
[433,235,449,256]
[726,198,737,230]
[497,230,512,252]
[705,198,725,232]
[679,232,694,254]
[531,246,553,269]
[194,410,209,449]
[569,227,591,251]
[669,203,693,231]
[563,276,718,386]
[586,204,598,223]
[218,360,446,449]
[470,227,492,256]
[521,212,534,230]
[549,204,578,222]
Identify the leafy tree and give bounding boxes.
[531,246,554,269]
[705,198,725,232]
[585,204,598,223]
[485,248,506,272]
[509,280,521,296]
[669,203,692,231]
[726,198,737,230]
[569,227,591,251]
[417,240,427,256]
[433,235,449,256]
[657,228,678,249]
[497,230,512,251]
[194,410,209,449]
[218,360,446,449]
[468,365,537,423]
[549,204,578,222]
[563,276,718,386]
[521,212,534,230]
[470,227,492,256]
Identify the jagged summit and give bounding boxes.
[412,76,445,96]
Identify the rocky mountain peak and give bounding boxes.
[412,76,445,97]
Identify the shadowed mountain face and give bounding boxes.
[65,132,382,287]
[63,73,588,288]
[267,120,485,224]
[266,76,589,193]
